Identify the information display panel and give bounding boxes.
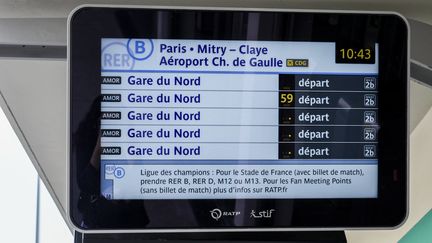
[69,6,408,232]
[100,39,379,200]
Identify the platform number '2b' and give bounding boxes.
[364,94,376,107]
[364,145,376,158]
[364,111,376,124]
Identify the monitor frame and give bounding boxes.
[67,5,409,233]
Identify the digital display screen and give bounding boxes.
[100,38,379,200]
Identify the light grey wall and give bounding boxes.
[0,59,68,228]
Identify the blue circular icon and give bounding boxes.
[114,167,125,179]
[127,39,154,60]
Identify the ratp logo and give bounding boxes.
[209,208,241,221]
[209,208,222,221]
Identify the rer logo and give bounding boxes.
[101,39,153,70]
[102,41,135,70]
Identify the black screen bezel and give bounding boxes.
[69,6,408,231]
